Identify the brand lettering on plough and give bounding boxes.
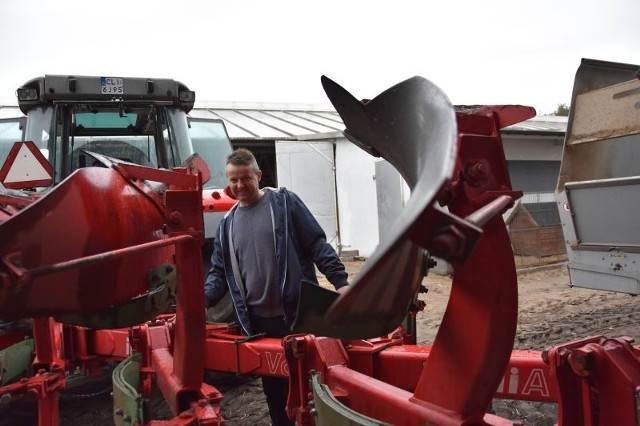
[497,367,549,397]
[265,352,289,375]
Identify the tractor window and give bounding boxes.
[0,118,26,169]
[75,112,138,129]
[23,106,54,157]
[21,105,57,184]
[188,119,233,189]
[163,108,193,168]
[70,109,159,170]
[71,136,157,169]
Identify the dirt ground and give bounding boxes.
[415,262,640,425]
[3,259,640,425]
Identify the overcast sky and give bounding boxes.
[1,0,638,114]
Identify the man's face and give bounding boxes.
[226,163,262,206]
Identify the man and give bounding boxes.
[205,148,348,426]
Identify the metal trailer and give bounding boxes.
[556,59,640,294]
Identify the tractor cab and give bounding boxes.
[0,75,234,235]
[9,75,200,187]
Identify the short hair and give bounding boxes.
[226,148,259,173]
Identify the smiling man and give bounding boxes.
[204,147,348,425]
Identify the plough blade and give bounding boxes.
[293,76,457,339]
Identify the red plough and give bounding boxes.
[2,70,640,426]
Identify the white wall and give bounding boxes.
[333,139,451,273]
[334,138,380,258]
[375,159,408,244]
[502,134,564,161]
[275,140,339,249]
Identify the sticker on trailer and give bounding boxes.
[100,77,124,94]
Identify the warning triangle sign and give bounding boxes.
[0,141,53,189]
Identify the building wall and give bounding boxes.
[502,133,564,192]
[334,139,380,258]
[275,140,339,249]
[502,134,564,161]
[508,161,561,193]
[375,159,409,244]
[510,225,566,257]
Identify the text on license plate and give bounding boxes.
[100,77,124,94]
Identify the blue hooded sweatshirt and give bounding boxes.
[204,188,348,335]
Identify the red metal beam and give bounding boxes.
[548,336,640,426]
[172,238,205,391]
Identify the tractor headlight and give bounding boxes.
[17,87,38,101]
[179,90,195,103]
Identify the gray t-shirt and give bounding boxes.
[231,191,283,317]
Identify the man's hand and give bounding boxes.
[336,285,349,295]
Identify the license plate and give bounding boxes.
[100,77,124,94]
